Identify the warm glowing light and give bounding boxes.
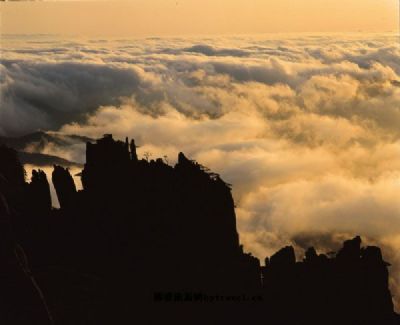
[0,0,397,36]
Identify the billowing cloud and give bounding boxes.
[2,33,400,308]
[0,60,154,136]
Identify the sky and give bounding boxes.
[0,0,398,36]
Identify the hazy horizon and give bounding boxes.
[1,0,398,36]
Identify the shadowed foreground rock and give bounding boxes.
[0,135,398,325]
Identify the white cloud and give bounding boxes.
[3,33,400,308]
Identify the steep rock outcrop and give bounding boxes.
[52,166,77,209]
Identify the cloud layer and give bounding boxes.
[2,33,400,307]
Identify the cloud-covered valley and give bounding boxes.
[1,33,400,307]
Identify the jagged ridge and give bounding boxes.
[0,135,398,325]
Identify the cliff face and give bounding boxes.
[0,146,53,325]
[0,137,398,325]
[78,135,249,292]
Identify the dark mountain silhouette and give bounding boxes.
[262,238,397,324]
[0,135,399,325]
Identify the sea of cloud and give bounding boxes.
[1,33,400,307]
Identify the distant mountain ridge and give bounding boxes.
[17,151,81,168]
[0,131,91,167]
